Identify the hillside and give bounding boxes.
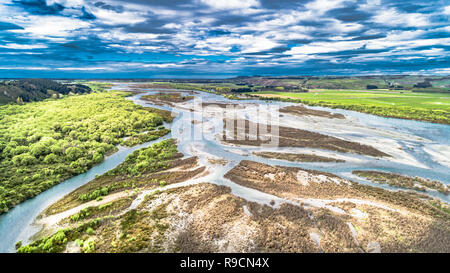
[0,79,91,105]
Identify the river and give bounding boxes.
[0,82,448,252]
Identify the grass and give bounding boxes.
[247,90,450,124]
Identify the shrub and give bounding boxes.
[65,147,83,161]
[43,153,58,164]
[85,227,95,235]
[12,153,36,166]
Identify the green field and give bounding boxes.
[248,90,450,124]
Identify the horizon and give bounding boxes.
[0,0,449,78]
[1,73,449,80]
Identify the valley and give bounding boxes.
[1,81,448,253]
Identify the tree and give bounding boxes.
[414,81,432,88]
[30,142,50,157]
[44,153,58,164]
[12,153,36,166]
[65,147,83,161]
[16,97,24,104]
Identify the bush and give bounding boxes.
[85,227,95,235]
[65,147,83,161]
[79,187,109,201]
[44,153,58,164]
[30,142,50,157]
[12,153,36,166]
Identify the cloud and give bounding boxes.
[0,43,47,49]
[305,0,350,15]
[444,6,450,15]
[9,15,91,40]
[1,0,449,76]
[12,0,64,15]
[0,21,23,30]
[199,0,260,10]
[91,7,147,25]
[372,8,430,27]
[0,66,51,70]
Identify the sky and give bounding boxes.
[0,0,449,78]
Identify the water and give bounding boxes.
[124,84,449,199]
[0,82,448,252]
[0,129,171,253]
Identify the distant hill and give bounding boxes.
[0,79,91,105]
[123,75,450,93]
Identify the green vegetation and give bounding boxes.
[428,200,450,214]
[69,198,132,223]
[44,139,181,215]
[0,91,166,214]
[305,77,388,90]
[353,170,449,194]
[137,82,255,95]
[0,79,91,105]
[19,139,182,252]
[127,76,450,123]
[17,218,100,253]
[114,203,169,252]
[74,139,177,202]
[121,128,170,147]
[141,92,194,103]
[107,139,178,177]
[247,90,450,124]
[79,187,110,201]
[136,75,450,93]
[83,82,113,93]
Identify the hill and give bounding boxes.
[0,79,91,105]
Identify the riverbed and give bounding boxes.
[0,82,448,253]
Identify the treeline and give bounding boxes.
[0,79,91,105]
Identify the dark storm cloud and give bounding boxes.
[0,22,23,30]
[112,0,193,9]
[259,0,310,9]
[320,47,391,57]
[12,0,64,15]
[124,17,176,34]
[383,0,433,13]
[244,46,290,55]
[326,5,372,22]
[351,34,387,41]
[94,2,124,13]
[80,7,96,20]
[12,0,96,21]
[60,36,113,54]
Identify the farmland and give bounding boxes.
[114,75,450,124]
[246,89,450,124]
